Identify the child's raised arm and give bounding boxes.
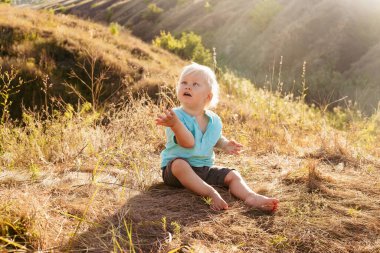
[215,136,243,155]
[155,109,195,148]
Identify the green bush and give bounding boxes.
[143,3,163,21]
[109,22,121,36]
[153,31,212,66]
[153,31,181,54]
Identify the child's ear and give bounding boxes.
[207,92,213,103]
[206,92,213,104]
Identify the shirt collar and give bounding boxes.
[205,110,214,123]
[179,107,214,124]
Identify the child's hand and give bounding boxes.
[155,109,180,128]
[223,140,243,155]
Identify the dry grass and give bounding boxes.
[1,90,379,252]
[0,4,183,118]
[1,4,380,253]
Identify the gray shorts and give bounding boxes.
[162,158,234,188]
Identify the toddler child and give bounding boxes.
[156,63,279,212]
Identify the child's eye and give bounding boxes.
[181,81,187,85]
[193,82,200,86]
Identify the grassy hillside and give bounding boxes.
[1,4,380,253]
[31,0,380,114]
[0,2,183,119]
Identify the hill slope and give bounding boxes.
[1,4,380,253]
[0,2,183,118]
[31,0,380,113]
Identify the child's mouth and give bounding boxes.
[183,92,192,97]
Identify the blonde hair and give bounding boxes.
[177,62,219,108]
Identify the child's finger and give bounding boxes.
[155,120,164,126]
[164,110,173,119]
[156,115,167,122]
[229,149,237,154]
[157,113,167,120]
[156,116,170,125]
[233,150,242,155]
[155,118,165,124]
[232,140,244,147]
[156,120,170,127]
[169,109,177,118]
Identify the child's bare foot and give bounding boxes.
[210,193,228,211]
[244,193,279,212]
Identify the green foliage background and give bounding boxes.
[153,31,212,66]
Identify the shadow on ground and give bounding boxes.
[64,183,243,252]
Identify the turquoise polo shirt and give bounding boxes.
[160,107,222,168]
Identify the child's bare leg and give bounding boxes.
[171,159,228,210]
[224,171,279,212]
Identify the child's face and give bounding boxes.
[177,72,212,110]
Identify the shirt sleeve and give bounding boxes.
[217,115,223,139]
[210,114,223,146]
